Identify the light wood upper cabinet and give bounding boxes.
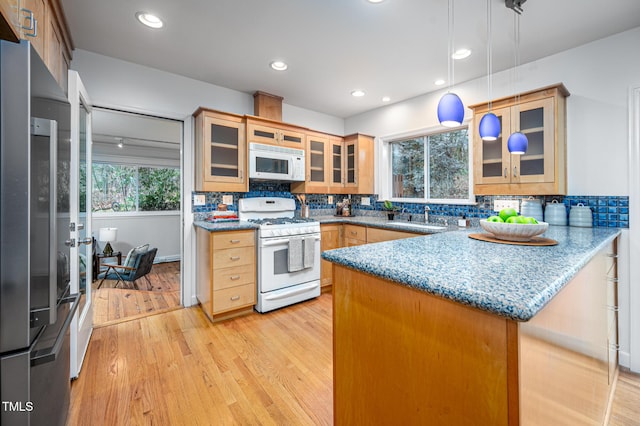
[20,0,45,59]
[469,84,569,195]
[342,133,375,194]
[246,117,305,149]
[291,132,331,194]
[194,108,248,192]
[0,0,72,91]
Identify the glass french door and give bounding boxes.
[68,70,93,378]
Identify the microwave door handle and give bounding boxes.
[46,119,58,325]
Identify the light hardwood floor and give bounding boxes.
[69,293,640,425]
[92,261,181,327]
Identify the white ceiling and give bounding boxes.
[60,0,640,119]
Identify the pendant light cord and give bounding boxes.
[486,0,493,111]
[448,0,454,90]
[513,12,521,119]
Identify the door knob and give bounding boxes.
[65,239,76,247]
[78,237,93,246]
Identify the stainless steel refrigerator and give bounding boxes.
[1,41,79,426]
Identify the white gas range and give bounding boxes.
[238,197,321,313]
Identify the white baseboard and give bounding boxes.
[154,254,181,263]
[619,350,630,369]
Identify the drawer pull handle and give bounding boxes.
[606,253,618,258]
[607,277,619,283]
[607,305,619,312]
[350,231,357,235]
[230,256,240,261]
[230,239,241,244]
[230,295,240,301]
[230,275,241,280]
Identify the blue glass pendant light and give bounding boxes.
[507,10,527,154]
[479,0,500,141]
[438,93,464,127]
[479,112,500,141]
[507,132,528,154]
[437,0,464,128]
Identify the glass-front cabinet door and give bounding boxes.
[474,106,511,185]
[510,97,555,184]
[195,109,247,192]
[344,139,357,187]
[331,138,343,188]
[307,133,329,187]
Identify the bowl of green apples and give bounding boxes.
[480,208,549,242]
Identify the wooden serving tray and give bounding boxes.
[468,233,558,246]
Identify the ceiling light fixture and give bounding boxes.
[507,9,528,154]
[437,0,465,127]
[382,96,391,102]
[270,61,288,71]
[479,0,501,141]
[135,12,164,29]
[351,90,365,97]
[367,0,386,3]
[451,48,471,60]
[434,79,445,86]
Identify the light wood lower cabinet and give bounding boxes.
[366,227,417,243]
[332,235,619,425]
[321,223,424,288]
[196,228,256,322]
[320,224,341,290]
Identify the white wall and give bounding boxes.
[70,49,345,134]
[345,27,640,197]
[345,27,640,369]
[93,214,180,262]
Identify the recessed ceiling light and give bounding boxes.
[136,12,164,29]
[351,90,365,97]
[435,79,446,86]
[367,0,386,3]
[382,96,391,102]
[452,48,471,60]
[270,61,288,71]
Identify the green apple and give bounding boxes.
[522,216,539,224]
[506,215,527,224]
[487,215,504,223]
[499,208,518,222]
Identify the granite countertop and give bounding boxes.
[314,215,451,234]
[193,220,258,232]
[322,226,621,321]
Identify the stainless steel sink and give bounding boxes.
[388,222,447,231]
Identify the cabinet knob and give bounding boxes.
[230,295,240,301]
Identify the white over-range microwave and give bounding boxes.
[249,143,305,181]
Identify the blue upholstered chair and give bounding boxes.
[97,247,157,290]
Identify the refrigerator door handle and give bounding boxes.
[30,293,79,366]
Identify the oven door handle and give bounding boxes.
[261,236,320,247]
[263,282,320,301]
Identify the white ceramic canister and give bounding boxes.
[569,203,593,227]
[521,197,543,222]
[544,199,567,225]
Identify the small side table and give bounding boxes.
[94,251,122,281]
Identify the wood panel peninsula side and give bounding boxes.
[323,227,620,425]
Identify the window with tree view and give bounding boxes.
[90,163,180,212]
[390,127,469,200]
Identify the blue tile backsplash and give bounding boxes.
[193,182,629,228]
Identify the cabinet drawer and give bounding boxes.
[213,230,255,249]
[213,283,256,313]
[343,225,366,242]
[213,246,255,269]
[214,263,255,291]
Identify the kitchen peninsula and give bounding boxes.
[322,226,620,425]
